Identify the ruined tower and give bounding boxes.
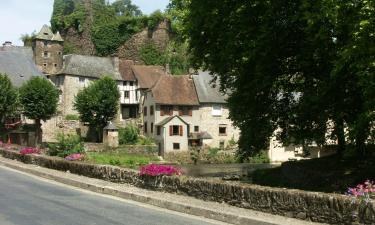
[33,25,64,74]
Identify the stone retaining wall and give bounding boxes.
[1,148,374,225]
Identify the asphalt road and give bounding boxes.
[0,166,224,225]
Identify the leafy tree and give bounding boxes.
[74,76,120,142]
[111,0,142,17]
[183,0,375,159]
[0,74,18,128]
[19,77,59,144]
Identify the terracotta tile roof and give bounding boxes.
[132,65,166,89]
[119,59,136,81]
[151,75,199,106]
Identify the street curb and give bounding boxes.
[0,157,323,225]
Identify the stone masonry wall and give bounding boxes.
[1,148,374,225]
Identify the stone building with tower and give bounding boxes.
[32,25,64,75]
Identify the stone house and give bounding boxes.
[141,72,240,155]
[192,71,240,149]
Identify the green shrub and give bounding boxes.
[48,133,84,157]
[247,151,270,163]
[65,114,80,121]
[119,125,139,145]
[137,136,155,145]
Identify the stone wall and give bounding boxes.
[117,20,171,62]
[1,148,374,225]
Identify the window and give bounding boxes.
[144,106,147,116]
[150,106,154,115]
[179,106,193,116]
[54,63,57,67]
[212,105,222,116]
[124,91,129,99]
[219,125,227,136]
[129,81,134,86]
[173,143,180,150]
[219,140,225,150]
[170,125,183,136]
[123,81,127,86]
[194,126,199,132]
[157,126,161,135]
[43,51,49,58]
[43,63,47,68]
[160,105,173,116]
[144,122,147,133]
[122,105,138,119]
[151,123,154,133]
[79,77,85,87]
[58,51,62,55]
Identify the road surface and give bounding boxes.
[0,166,226,225]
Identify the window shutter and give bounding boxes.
[169,125,173,136]
[188,108,192,116]
[179,125,183,136]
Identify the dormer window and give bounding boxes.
[43,32,48,35]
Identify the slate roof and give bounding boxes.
[35,25,63,42]
[132,65,165,89]
[0,46,33,60]
[119,59,136,81]
[156,115,188,126]
[151,75,199,106]
[0,51,44,87]
[59,54,122,80]
[192,71,227,104]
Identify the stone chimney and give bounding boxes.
[2,41,12,47]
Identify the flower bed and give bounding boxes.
[139,164,182,176]
[347,180,375,202]
[20,147,40,155]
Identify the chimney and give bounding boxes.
[2,41,12,47]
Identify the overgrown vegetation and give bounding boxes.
[48,133,84,157]
[50,0,192,74]
[86,151,158,169]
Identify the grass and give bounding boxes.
[251,153,375,194]
[85,152,159,169]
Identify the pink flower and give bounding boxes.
[20,148,40,155]
[65,153,84,161]
[139,164,182,177]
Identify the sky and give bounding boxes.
[0,0,170,46]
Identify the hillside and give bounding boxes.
[51,0,171,60]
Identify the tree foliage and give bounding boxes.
[112,0,142,17]
[74,76,120,138]
[183,0,375,159]
[19,77,59,144]
[0,74,18,126]
[19,77,59,122]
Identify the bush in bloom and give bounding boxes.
[20,148,40,155]
[65,153,84,161]
[139,164,182,177]
[346,180,375,202]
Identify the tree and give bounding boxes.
[183,0,375,159]
[74,76,120,142]
[0,74,18,128]
[19,77,59,144]
[111,0,142,17]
